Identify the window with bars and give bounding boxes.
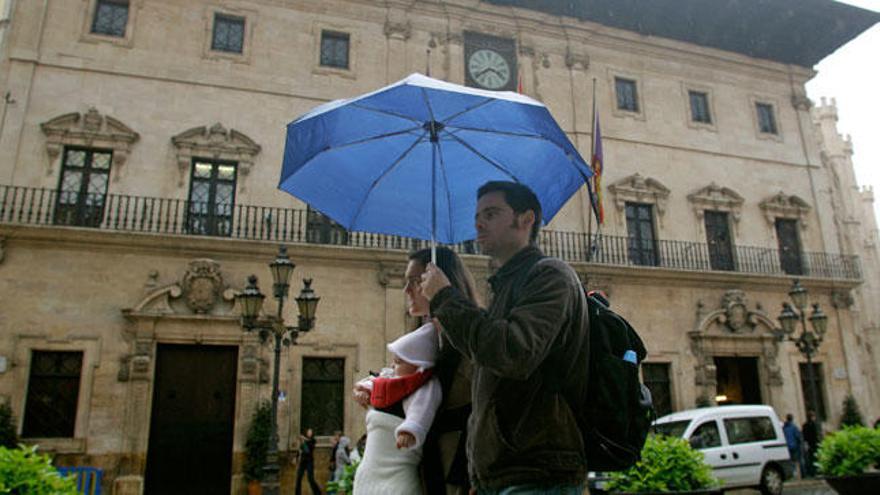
[300,358,345,436]
[187,159,237,237]
[54,147,112,227]
[615,77,639,112]
[320,31,350,69]
[22,351,84,438]
[306,207,349,245]
[211,14,245,54]
[756,102,778,134]
[625,202,658,266]
[689,91,712,124]
[91,0,129,37]
[642,363,672,417]
[799,362,827,420]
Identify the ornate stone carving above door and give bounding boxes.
[689,290,784,405]
[171,123,261,188]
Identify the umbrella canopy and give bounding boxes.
[280,73,592,244]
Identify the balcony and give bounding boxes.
[0,184,862,280]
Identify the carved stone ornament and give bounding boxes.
[182,259,225,314]
[719,290,754,333]
[831,289,854,309]
[171,123,261,188]
[608,173,671,227]
[384,19,411,40]
[791,93,813,111]
[564,47,589,71]
[378,263,406,289]
[40,108,140,180]
[688,183,745,232]
[759,191,811,229]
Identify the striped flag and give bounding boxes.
[591,113,604,224]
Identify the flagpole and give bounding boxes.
[587,78,597,259]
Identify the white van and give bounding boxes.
[651,405,795,495]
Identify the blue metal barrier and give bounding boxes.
[57,467,103,495]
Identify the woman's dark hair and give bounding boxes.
[408,246,478,306]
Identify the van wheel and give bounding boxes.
[759,465,784,495]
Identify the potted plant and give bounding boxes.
[244,401,272,495]
[816,425,880,495]
[605,435,722,494]
[326,459,359,495]
[0,444,79,494]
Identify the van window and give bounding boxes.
[689,420,721,449]
[651,420,690,438]
[723,416,777,444]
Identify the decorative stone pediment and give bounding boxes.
[123,259,237,317]
[689,290,784,403]
[688,182,744,220]
[40,108,139,180]
[759,191,811,229]
[608,173,670,226]
[171,123,261,188]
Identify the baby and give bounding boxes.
[352,323,442,494]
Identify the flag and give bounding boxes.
[591,114,604,224]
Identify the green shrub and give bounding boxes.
[0,403,17,449]
[326,460,359,494]
[839,394,865,428]
[244,400,272,482]
[0,445,79,495]
[816,426,880,477]
[606,435,720,493]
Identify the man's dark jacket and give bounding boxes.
[430,246,590,489]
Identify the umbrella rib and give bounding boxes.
[444,132,520,182]
[420,87,437,121]
[434,139,455,243]
[329,125,424,151]
[441,98,496,124]
[348,130,429,229]
[443,125,547,141]
[349,103,421,124]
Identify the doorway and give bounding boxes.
[144,344,238,495]
[714,357,762,405]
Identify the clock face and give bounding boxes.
[467,49,511,90]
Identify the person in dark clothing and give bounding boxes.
[295,428,322,495]
[802,411,822,478]
[783,414,804,478]
[421,181,590,494]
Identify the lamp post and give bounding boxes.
[776,280,828,426]
[236,245,320,495]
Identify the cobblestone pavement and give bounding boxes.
[726,478,835,495]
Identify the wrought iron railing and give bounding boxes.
[0,184,862,280]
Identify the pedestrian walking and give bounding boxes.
[802,411,822,478]
[783,413,805,478]
[295,428,322,495]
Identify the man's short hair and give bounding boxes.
[477,181,542,243]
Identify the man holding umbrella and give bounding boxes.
[421,181,590,494]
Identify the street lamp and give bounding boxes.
[236,245,320,495]
[775,280,828,426]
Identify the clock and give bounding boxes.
[467,49,511,90]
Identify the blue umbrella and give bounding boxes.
[280,73,592,248]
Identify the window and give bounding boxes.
[775,218,803,275]
[306,207,349,245]
[756,102,777,134]
[54,147,112,227]
[300,358,345,436]
[211,14,245,54]
[187,159,237,237]
[615,77,639,112]
[643,363,672,417]
[689,421,721,449]
[320,31,350,69]
[626,202,658,266]
[22,351,84,438]
[705,211,734,271]
[723,416,777,445]
[91,0,129,37]
[800,363,827,421]
[689,91,711,124]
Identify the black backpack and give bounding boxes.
[511,255,654,471]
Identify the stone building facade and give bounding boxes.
[0,0,877,493]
